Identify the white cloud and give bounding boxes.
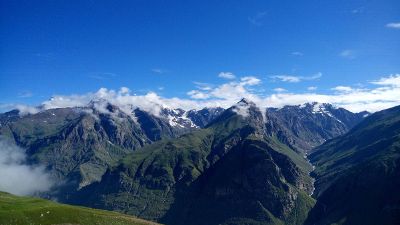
[119,87,130,95]
[291,52,304,56]
[307,86,317,91]
[340,49,356,59]
[271,75,301,83]
[42,94,92,109]
[271,72,322,83]
[370,74,400,87]
[310,72,322,79]
[186,76,262,108]
[232,101,251,117]
[15,104,40,115]
[273,88,287,92]
[0,137,54,196]
[4,74,400,116]
[331,86,353,93]
[0,104,38,115]
[187,90,210,99]
[193,82,213,91]
[209,81,261,101]
[386,23,400,29]
[240,76,261,86]
[218,72,236,79]
[260,87,400,113]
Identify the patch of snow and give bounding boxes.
[168,115,183,128]
[299,103,308,108]
[312,103,324,114]
[311,103,344,123]
[164,109,199,128]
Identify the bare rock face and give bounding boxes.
[265,103,368,152]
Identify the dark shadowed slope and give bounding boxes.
[70,100,315,225]
[306,105,400,225]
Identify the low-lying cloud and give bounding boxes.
[0,138,54,196]
[2,74,400,116]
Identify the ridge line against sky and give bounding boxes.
[0,1,399,113]
[2,73,400,114]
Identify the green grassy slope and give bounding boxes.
[0,191,160,225]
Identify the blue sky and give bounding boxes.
[0,0,399,112]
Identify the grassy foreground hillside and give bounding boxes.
[0,191,160,225]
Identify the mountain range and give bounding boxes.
[1,99,398,225]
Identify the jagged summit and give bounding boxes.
[228,98,261,118]
[237,97,256,106]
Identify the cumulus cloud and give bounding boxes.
[260,74,400,112]
[370,74,400,87]
[185,76,263,108]
[386,22,400,29]
[38,88,208,117]
[0,137,54,196]
[271,72,322,83]
[187,90,210,99]
[218,72,236,79]
[5,74,400,116]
